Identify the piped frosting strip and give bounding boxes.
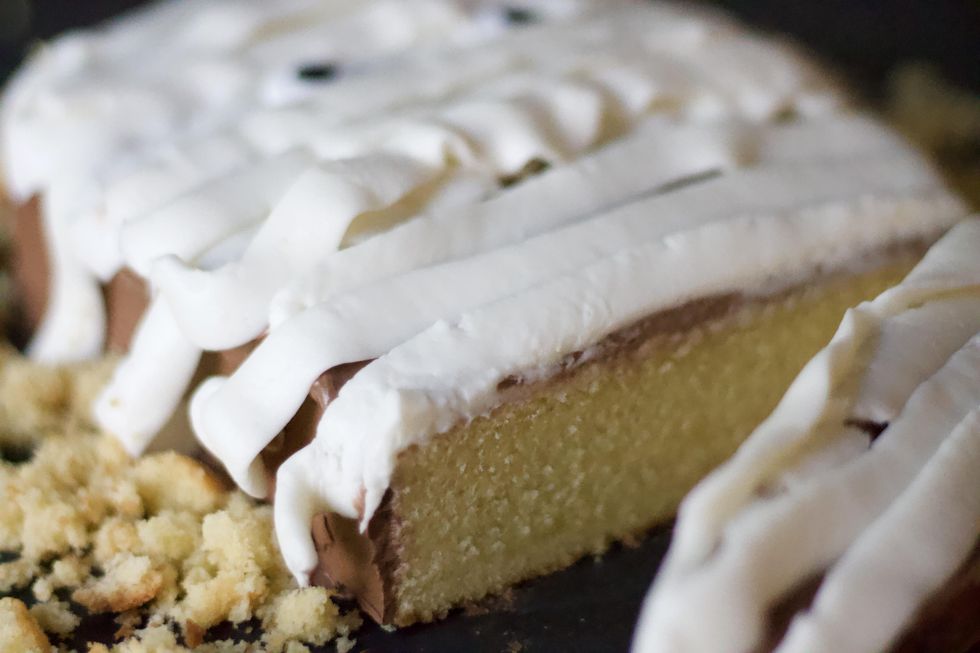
[193,123,959,498]
[3,1,851,455]
[631,218,980,652]
[777,407,980,653]
[268,115,916,325]
[2,1,620,362]
[269,200,966,587]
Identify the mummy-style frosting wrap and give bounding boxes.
[2,0,846,450]
[2,0,974,643]
[632,219,980,653]
[197,117,956,497]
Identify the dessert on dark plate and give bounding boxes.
[0,1,977,651]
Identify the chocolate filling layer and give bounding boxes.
[10,195,47,333]
[104,268,149,353]
[311,494,400,623]
[757,544,980,653]
[7,196,150,352]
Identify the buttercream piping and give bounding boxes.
[631,219,980,652]
[194,146,958,496]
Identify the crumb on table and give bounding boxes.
[0,346,360,651]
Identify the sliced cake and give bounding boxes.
[633,219,980,652]
[0,0,972,634]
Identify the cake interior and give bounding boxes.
[318,252,924,626]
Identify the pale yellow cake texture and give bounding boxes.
[386,257,920,625]
[0,597,51,653]
[0,345,360,651]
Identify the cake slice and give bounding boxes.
[633,219,980,652]
[263,206,964,624]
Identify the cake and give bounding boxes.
[0,0,973,642]
[633,218,980,652]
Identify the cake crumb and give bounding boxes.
[114,610,143,640]
[133,452,227,516]
[0,349,360,651]
[32,554,91,601]
[0,557,37,592]
[108,623,183,652]
[261,587,341,650]
[0,597,51,652]
[29,600,80,636]
[335,634,356,653]
[73,554,164,613]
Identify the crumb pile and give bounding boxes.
[0,346,360,652]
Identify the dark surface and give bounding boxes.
[2,0,979,92]
[316,528,673,653]
[0,2,978,652]
[40,527,673,652]
[347,531,673,653]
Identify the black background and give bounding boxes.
[3,0,980,93]
[0,1,978,652]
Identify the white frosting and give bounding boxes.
[777,408,980,653]
[2,0,627,360]
[121,150,318,278]
[94,297,202,456]
[632,219,980,652]
[852,295,980,423]
[6,0,604,196]
[0,0,852,454]
[152,152,443,348]
[71,134,260,281]
[195,135,958,498]
[268,115,915,326]
[28,182,106,363]
[162,115,916,351]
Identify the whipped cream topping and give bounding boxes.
[268,115,917,325]
[196,120,957,498]
[0,0,850,449]
[632,218,980,652]
[4,0,647,361]
[148,6,845,353]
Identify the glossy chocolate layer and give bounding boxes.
[104,268,149,353]
[7,196,149,353]
[10,196,47,332]
[262,361,369,496]
[311,496,400,624]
